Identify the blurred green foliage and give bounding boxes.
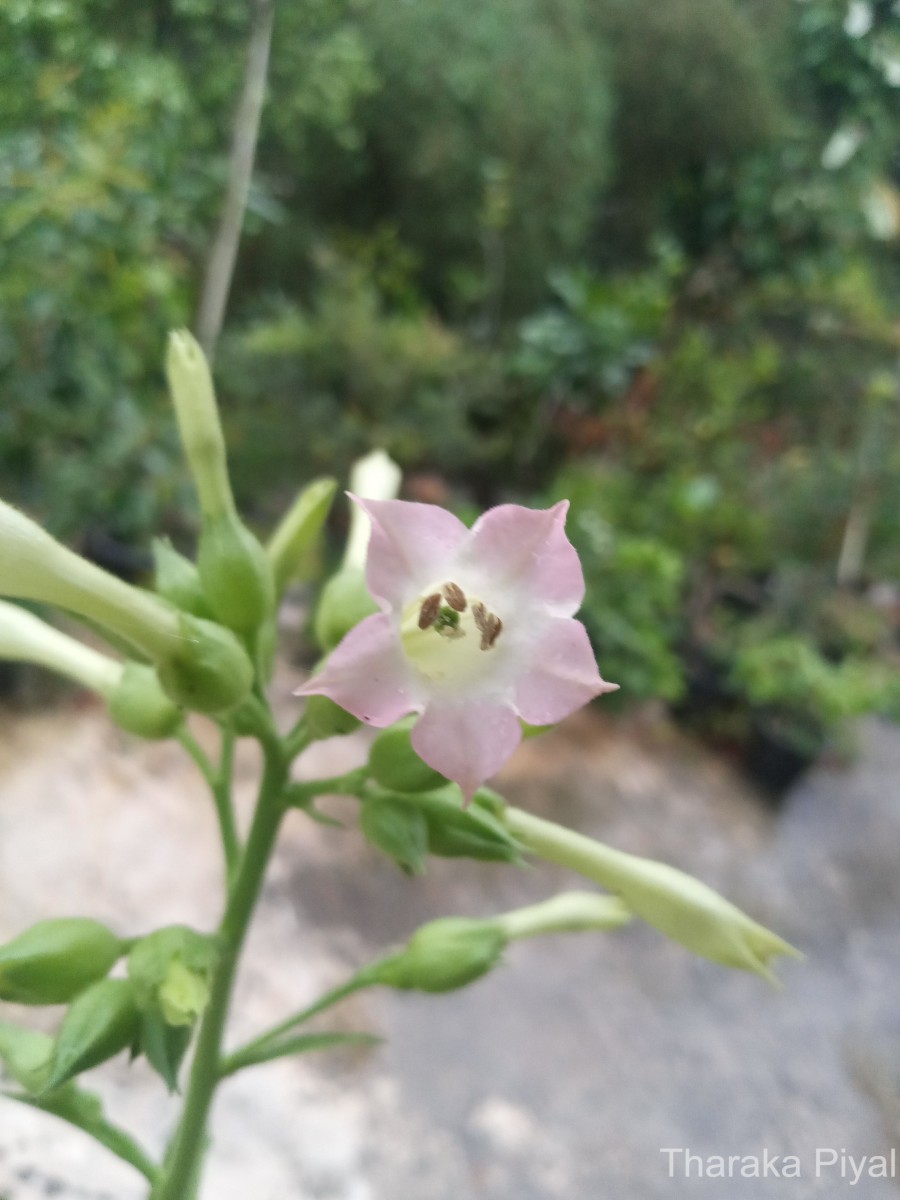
[1,0,898,781]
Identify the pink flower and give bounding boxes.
[296,499,617,799]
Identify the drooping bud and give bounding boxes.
[107,662,183,740]
[368,717,446,793]
[165,330,234,521]
[267,477,338,595]
[196,512,274,636]
[0,919,122,1006]
[152,538,210,617]
[503,807,801,984]
[46,979,141,1090]
[155,613,253,713]
[127,926,218,1028]
[373,917,507,993]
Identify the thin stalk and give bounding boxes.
[286,769,367,807]
[220,1030,380,1079]
[151,741,289,1200]
[178,728,239,877]
[220,973,375,1077]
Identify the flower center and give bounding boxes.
[400,581,503,686]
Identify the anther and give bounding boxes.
[418,593,442,630]
[480,615,502,651]
[472,602,488,633]
[443,582,467,612]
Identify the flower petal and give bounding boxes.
[513,618,617,726]
[295,613,424,726]
[411,699,522,801]
[460,501,584,616]
[351,497,469,612]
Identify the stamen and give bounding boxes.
[472,602,488,634]
[443,582,467,612]
[418,593,442,630]
[480,615,502,651]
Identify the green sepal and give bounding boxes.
[139,1010,192,1093]
[46,979,141,1090]
[197,512,275,636]
[360,798,428,875]
[377,786,523,864]
[152,538,211,618]
[108,663,183,740]
[157,613,254,714]
[0,918,122,1006]
[267,477,338,594]
[368,718,446,793]
[128,926,218,1027]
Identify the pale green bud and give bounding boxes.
[267,477,338,595]
[46,979,140,1090]
[152,537,210,617]
[503,807,800,984]
[368,717,446,793]
[165,329,234,520]
[128,926,217,1028]
[0,919,122,1006]
[0,601,121,697]
[344,449,402,569]
[156,613,254,713]
[374,917,506,993]
[197,511,274,635]
[107,663,183,739]
[313,566,378,652]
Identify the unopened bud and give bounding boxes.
[344,450,402,569]
[108,662,183,739]
[197,512,274,635]
[0,601,121,697]
[165,330,233,520]
[303,693,361,740]
[46,979,140,1090]
[368,718,446,793]
[0,919,122,1006]
[267,477,337,595]
[374,917,506,993]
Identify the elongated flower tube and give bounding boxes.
[0,599,122,696]
[0,500,252,713]
[297,498,617,797]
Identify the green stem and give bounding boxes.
[151,739,289,1200]
[6,1090,161,1185]
[178,728,240,878]
[283,717,314,762]
[219,972,375,1078]
[220,1030,379,1078]
[286,769,367,807]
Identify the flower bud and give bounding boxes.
[495,892,631,941]
[313,566,378,652]
[303,693,362,740]
[152,538,210,617]
[0,600,121,697]
[128,926,217,1028]
[107,662,183,739]
[165,330,233,520]
[344,450,402,570]
[360,797,428,875]
[503,807,800,984]
[0,1022,54,1094]
[374,917,507,993]
[267,477,337,595]
[197,511,274,635]
[46,979,140,1090]
[368,718,446,793]
[156,613,254,713]
[0,919,122,1006]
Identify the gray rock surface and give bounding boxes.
[0,672,898,1198]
